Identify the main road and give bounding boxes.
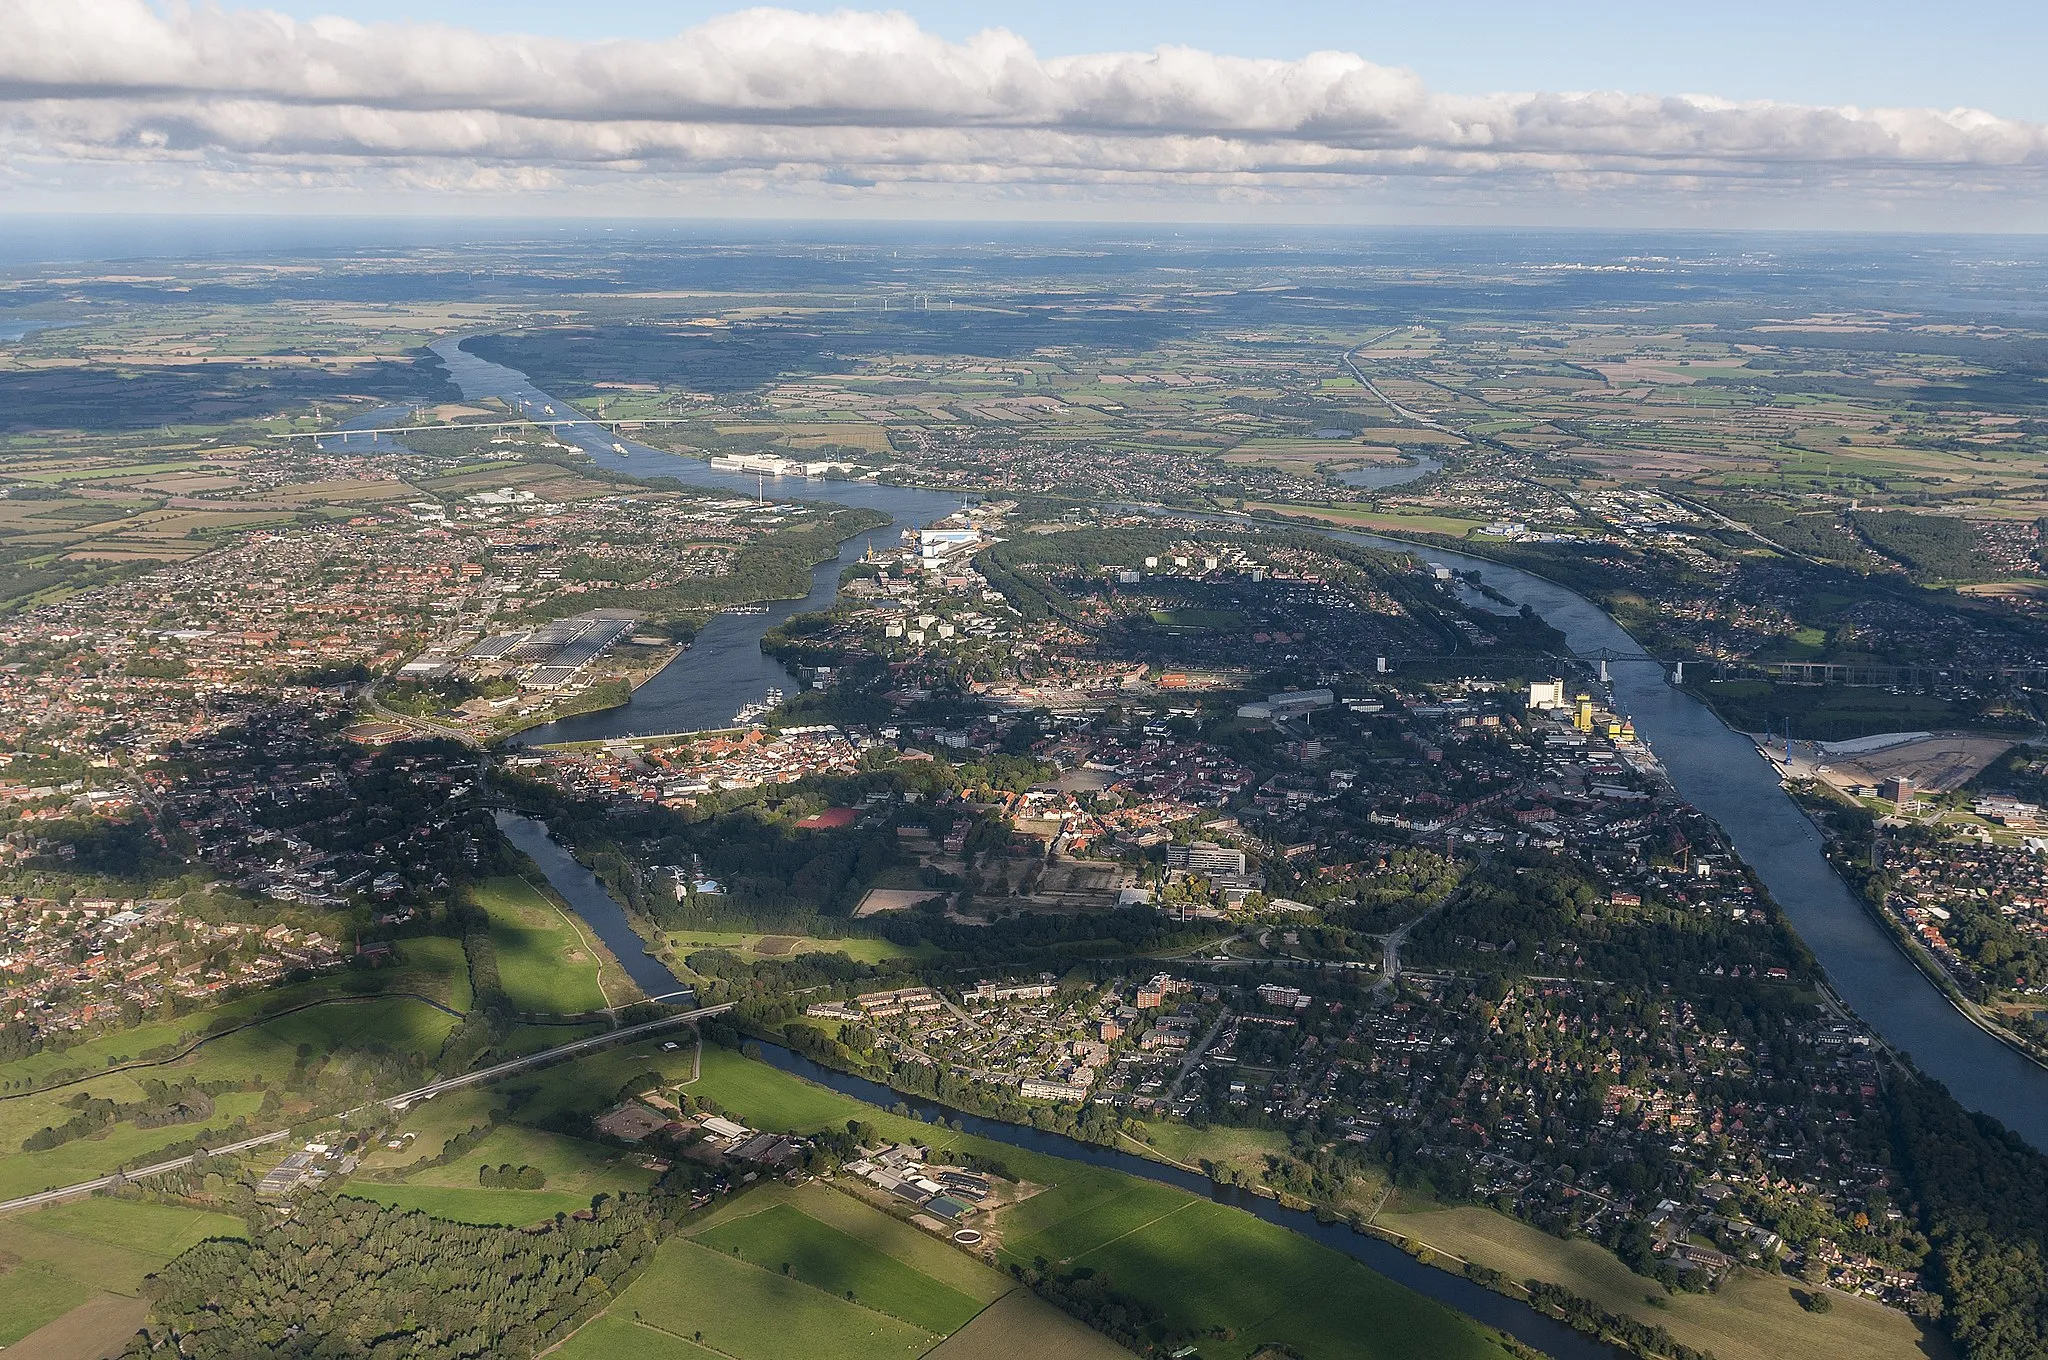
[0,1002,734,1216]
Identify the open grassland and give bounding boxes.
[685,1047,1519,1360]
[609,1236,938,1360]
[178,995,456,1084]
[1378,1203,1951,1360]
[0,993,454,1200]
[925,1288,1136,1360]
[0,949,468,1093]
[1130,1122,1286,1187]
[688,1045,860,1129]
[402,1122,657,1199]
[0,1091,264,1203]
[475,875,613,1014]
[1247,502,1488,538]
[664,929,935,965]
[772,1182,1009,1304]
[1131,1121,1289,1181]
[346,1184,596,1226]
[552,1313,722,1360]
[0,1198,242,1344]
[696,1200,983,1334]
[1015,1187,1513,1360]
[2,1291,149,1360]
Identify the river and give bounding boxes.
[495,810,694,1002]
[493,801,1615,1357]
[442,336,2048,1149]
[427,338,963,740]
[1324,529,2048,1150]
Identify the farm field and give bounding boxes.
[401,1122,659,1199]
[0,992,459,1202]
[1246,502,1490,538]
[923,1288,1136,1360]
[0,949,469,1094]
[605,1236,937,1360]
[0,1198,242,1345]
[682,1046,1520,1360]
[1377,1203,1950,1360]
[551,1313,723,1360]
[346,1184,597,1226]
[1133,1121,1289,1181]
[694,1200,984,1333]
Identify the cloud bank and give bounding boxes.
[4,1,2045,218]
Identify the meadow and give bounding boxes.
[474,874,615,1014]
[0,1198,242,1346]
[1377,1202,1949,1360]
[696,1200,984,1333]
[663,929,935,966]
[677,1046,1520,1360]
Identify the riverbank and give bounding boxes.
[1787,782,2048,1074]
[445,346,2048,1137]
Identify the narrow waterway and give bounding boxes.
[494,810,692,1002]
[448,339,2048,1150]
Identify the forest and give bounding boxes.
[128,1192,675,1358]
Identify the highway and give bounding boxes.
[0,1001,734,1216]
[1341,343,1467,438]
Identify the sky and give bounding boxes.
[249,0,2048,122]
[4,0,2046,229]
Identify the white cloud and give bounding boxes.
[1,0,2044,217]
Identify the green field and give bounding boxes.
[665,930,936,966]
[0,952,468,1094]
[1378,1203,1949,1360]
[688,1044,860,1130]
[683,1046,1519,1360]
[0,994,456,1201]
[1248,502,1489,538]
[610,1237,938,1360]
[697,1201,982,1333]
[403,1122,658,1198]
[475,875,612,1014]
[1134,1121,1289,1181]
[0,1090,266,1203]
[346,1184,597,1226]
[0,1199,243,1344]
[553,1313,723,1360]
[1147,608,1243,631]
[1694,678,1967,742]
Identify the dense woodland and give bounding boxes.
[128,1192,672,1358]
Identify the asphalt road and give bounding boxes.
[0,1001,735,1216]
